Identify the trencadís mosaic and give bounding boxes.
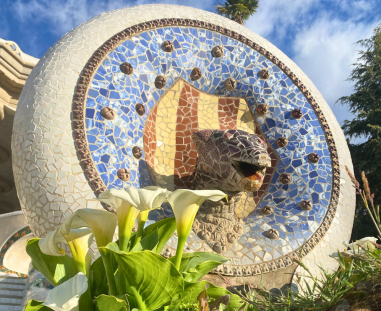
[72,19,340,275]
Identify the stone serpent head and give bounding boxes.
[191,129,271,195]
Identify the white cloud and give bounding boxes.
[292,17,377,126]
[245,0,380,143]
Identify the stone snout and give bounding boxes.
[191,129,272,253]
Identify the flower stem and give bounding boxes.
[134,210,149,247]
[99,248,117,296]
[130,287,147,311]
[174,235,187,270]
[118,205,140,252]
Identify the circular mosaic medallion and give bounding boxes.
[12,5,355,279]
[72,19,340,274]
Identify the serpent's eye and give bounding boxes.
[222,132,233,140]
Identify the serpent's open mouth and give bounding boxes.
[231,160,266,181]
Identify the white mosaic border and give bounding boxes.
[11,4,355,275]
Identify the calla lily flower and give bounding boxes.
[167,189,227,270]
[98,186,168,251]
[59,208,118,295]
[344,237,378,252]
[43,273,88,311]
[39,228,94,275]
[59,209,117,248]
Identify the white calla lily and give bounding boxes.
[344,237,378,252]
[39,228,94,275]
[59,209,116,248]
[98,186,168,251]
[58,208,118,295]
[39,229,67,257]
[167,189,227,270]
[43,273,88,311]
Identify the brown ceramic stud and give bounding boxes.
[135,103,145,116]
[292,108,303,119]
[213,241,227,253]
[212,45,224,57]
[190,67,202,81]
[259,69,270,80]
[300,200,313,211]
[117,168,130,181]
[279,173,291,184]
[260,206,273,216]
[155,75,166,89]
[224,77,237,91]
[100,107,116,120]
[265,229,279,240]
[307,153,319,164]
[120,62,133,75]
[132,146,142,159]
[161,40,174,53]
[256,103,268,115]
[276,137,288,148]
[227,232,237,243]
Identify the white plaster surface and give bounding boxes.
[11,4,355,274]
[3,234,34,275]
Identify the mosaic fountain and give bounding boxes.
[11,4,355,288]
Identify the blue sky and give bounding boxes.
[1,0,380,142]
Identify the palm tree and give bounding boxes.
[215,0,259,25]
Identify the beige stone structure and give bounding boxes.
[0,38,38,214]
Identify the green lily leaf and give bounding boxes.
[26,238,78,287]
[180,252,228,264]
[25,300,52,311]
[168,252,228,282]
[183,260,224,283]
[169,281,243,311]
[95,295,128,311]
[130,230,158,252]
[177,256,203,273]
[100,246,183,311]
[140,217,176,253]
[89,257,108,298]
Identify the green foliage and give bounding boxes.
[337,23,381,241]
[95,295,128,311]
[26,205,239,311]
[26,238,78,287]
[89,256,108,297]
[215,0,259,24]
[24,300,52,311]
[242,248,381,311]
[169,252,228,283]
[170,281,243,310]
[129,217,176,254]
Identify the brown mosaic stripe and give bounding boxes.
[174,83,199,189]
[218,98,240,129]
[144,104,158,185]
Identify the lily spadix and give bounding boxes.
[167,189,227,270]
[59,209,118,295]
[39,228,94,275]
[98,186,168,251]
[43,273,89,311]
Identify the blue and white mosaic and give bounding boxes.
[85,26,332,264]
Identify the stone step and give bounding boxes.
[0,296,23,305]
[0,290,25,299]
[0,305,24,311]
[0,284,25,291]
[0,278,27,285]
